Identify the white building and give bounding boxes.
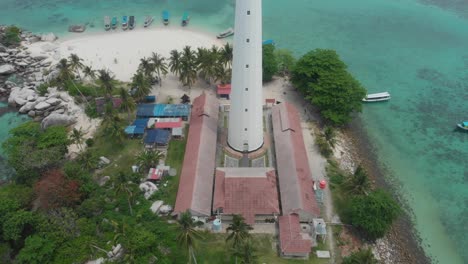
[228,0,264,152]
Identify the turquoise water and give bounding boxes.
[0,0,467,263]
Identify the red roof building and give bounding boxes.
[154,118,183,129]
[217,84,231,96]
[213,167,280,224]
[272,103,320,221]
[278,214,312,258]
[173,93,219,217]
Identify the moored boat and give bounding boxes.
[217,28,234,39]
[457,121,468,131]
[362,92,391,102]
[122,16,128,30]
[144,16,154,27]
[129,15,135,30]
[181,12,190,26]
[162,10,170,25]
[111,16,118,29]
[262,39,275,45]
[104,16,111,31]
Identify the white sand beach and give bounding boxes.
[28,27,226,82]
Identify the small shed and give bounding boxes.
[172,127,183,138]
[155,118,183,129]
[217,84,231,99]
[181,94,190,104]
[144,129,171,148]
[147,168,163,181]
[95,97,123,114]
[124,125,145,137]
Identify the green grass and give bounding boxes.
[196,233,330,264]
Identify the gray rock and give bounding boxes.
[0,88,6,93]
[0,64,15,75]
[40,43,58,52]
[0,44,6,52]
[19,102,37,113]
[14,97,28,106]
[0,52,8,58]
[45,97,61,106]
[41,33,57,42]
[45,70,60,82]
[28,36,41,43]
[35,101,51,110]
[41,113,76,130]
[28,110,35,117]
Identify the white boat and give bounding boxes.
[217,28,234,39]
[104,16,111,31]
[362,92,391,102]
[144,16,154,27]
[457,121,468,131]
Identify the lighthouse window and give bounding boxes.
[245,108,248,112]
[246,38,250,43]
[247,10,251,15]
[246,64,249,68]
[245,88,248,91]
[245,128,248,131]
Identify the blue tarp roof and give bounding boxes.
[125,126,136,134]
[137,104,190,118]
[125,125,145,135]
[144,129,171,145]
[263,39,275,45]
[133,118,149,128]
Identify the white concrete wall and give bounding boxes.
[228,0,264,152]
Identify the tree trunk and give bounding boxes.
[190,246,198,264]
[127,197,133,216]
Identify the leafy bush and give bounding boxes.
[347,189,401,239]
[85,102,98,118]
[37,83,49,96]
[262,44,278,82]
[85,138,94,147]
[1,26,21,47]
[315,134,333,158]
[342,248,378,264]
[275,49,296,76]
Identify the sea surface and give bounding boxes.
[0,0,467,263]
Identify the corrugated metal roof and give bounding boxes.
[272,103,320,221]
[213,168,280,224]
[144,129,171,144]
[173,93,219,217]
[278,214,312,255]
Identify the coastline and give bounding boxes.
[344,117,431,264]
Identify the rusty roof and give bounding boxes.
[278,214,312,255]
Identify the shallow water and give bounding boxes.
[0,0,467,262]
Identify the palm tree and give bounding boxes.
[118,88,136,123]
[82,65,96,81]
[345,165,371,195]
[114,172,135,216]
[214,63,231,85]
[97,69,117,98]
[135,150,165,172]
[342,248,378,264]
[68,53,85,78]
[219,42,233,68]
[102,105,125,143]
[176,211,204,264]
[76,151,98,171]
[226,215,253,249]
[150,52,168,87]
[196,47,218,84]
[169,49,182,76]
[131,72,151,102]
[323,126,336,148]
[180,46,198,89]
[138,57,154,78]
[56,58,89,105]
[232,240,258,264]
[70,127,85,151]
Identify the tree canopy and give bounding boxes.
[262,44,278,82]
[291,49,366,125]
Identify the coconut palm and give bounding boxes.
[138,57,154,78]
[232,240,258,264]
[169,49,182,76]
[102,105,125,142]
[135,150,165,172]
[119,88,136,123]
[82,65,96,81]
[176,211,204,264]
[342,248,378,264]
[226,215,253,249]
[131,72,152,102]
[323,126,336,148]
[196,47,218,84]
[345,165,371,195]
[56,58,89,105]
[219,42,233,68]
[150,52,168,87]
[180,46,198,89]
[70,127,85,151]
[97,69,117,98]
[76,151,99,171]
[114,172,135,216]
[68,53,85,78]
[214,63,231,85]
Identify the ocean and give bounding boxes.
[0,0,467,263]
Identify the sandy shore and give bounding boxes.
[27,27,226,82]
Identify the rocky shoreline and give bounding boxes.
[0,26,77,129]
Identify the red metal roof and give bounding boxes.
[213,168,280,224]
[272,103,320,221]
[147,168,163,181]
[217,84,231,95]
[154,118,183,129]
[173,93,219,216]
[278,214,312,255]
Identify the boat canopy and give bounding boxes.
[366,92,390,98]
[163,10,169,19]
[263,39,275,45]
[182,12,189,21]
[111,17,117,24]
[462,122,468,127]
[122,16,128,23]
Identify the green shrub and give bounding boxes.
[1,26,21,47]
[85,138,94,147]
[315,134,333,158]
[37,83,49,96]
[342,248,378,264]
[262,44,278,82]
[85,103,98,118]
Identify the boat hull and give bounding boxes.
[362,97,391,102]
[457,124,468,131]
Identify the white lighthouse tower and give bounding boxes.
[228,0,264,152]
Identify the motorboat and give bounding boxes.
[217,28,234,39]
[129,16,135,30]
[162,10,170,25]
[122,16,128,30]
[362,92,391,102]
[262,39,275,45]
[181,12,190,26]
[457,121,468,131]
[104,16,111,31]
[144,16,154,27]
[111,17,118,29]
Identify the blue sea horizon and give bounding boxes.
[0,0,467,263]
